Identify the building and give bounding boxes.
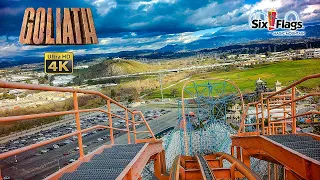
[238,54,250,59]
[255,78,268,95]
[259,54,266,58]
[8,89,26,95]
[52,75,75,86]
[295,49,305,59]
[227,55,237,59]
[74,65,89,69]
[305,48,320,59]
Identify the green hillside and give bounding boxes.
[113,60,154,74]
[147,59,320,99]
[75,60,154,79]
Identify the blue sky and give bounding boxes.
[0,0,319,59]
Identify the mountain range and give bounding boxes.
[157,24,320,52]
[1,24,320,69]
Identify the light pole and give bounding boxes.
[159,73,164,102]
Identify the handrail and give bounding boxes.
[0,125,109,159]
[0,108,133,123]
[0,81,132,112]
[265,74,320,99]
[214,152,262,180]
[0,81,156,160]
[169,155,181,180]
[239,74,320,135]
[269,93,320,110]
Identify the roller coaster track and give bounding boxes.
[169,153,261,180]
[0,74,319,180]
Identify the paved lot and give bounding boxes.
[0,106,178,180]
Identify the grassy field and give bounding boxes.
[146,59,320,99]
[113,60,154,73]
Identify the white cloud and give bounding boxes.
[0,36,46,58]
[131,0,176,11]
[129,22,149,28]
[67,30,204,56]
[187,1,248,27]
[252,0,293,11]
[166,32,200,44]
[300,4,320,21]
[220,24,252,33]
[86,0,117,16]
[68,49,87,54]
[187,0,318,29]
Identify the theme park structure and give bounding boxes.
[0,74,319,180]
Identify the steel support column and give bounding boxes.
[73,92,84,157]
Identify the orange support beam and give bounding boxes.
[107,99,114,145]
[291,87,296,134]
[125,110,131,144]
[231,135,320,179]
[73,92,84,158]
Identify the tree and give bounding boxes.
[288,48,294,53]
[49,76,55,86]
[25,79,32,84]
[73,76,82,86]
[110,89,116,99]
[38,77,47,84]
[171,88,178,98]
[265,51,271,57]
[128,96,134,103]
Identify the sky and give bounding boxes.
[0,0,319,59]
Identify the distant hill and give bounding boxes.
[75,59,154,79]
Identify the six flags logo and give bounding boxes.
[249,9,305,36]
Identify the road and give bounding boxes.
[0,106,178,180]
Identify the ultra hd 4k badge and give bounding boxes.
[45,52,73,74]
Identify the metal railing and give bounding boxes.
[180,78,245,155]
[239,74,320,135]
[0,81,156,160]
[169,153,261,180]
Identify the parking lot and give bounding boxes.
[0,107,176,180]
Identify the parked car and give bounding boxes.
[41,149,48,153]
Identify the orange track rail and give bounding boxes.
[169,153,261,180]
